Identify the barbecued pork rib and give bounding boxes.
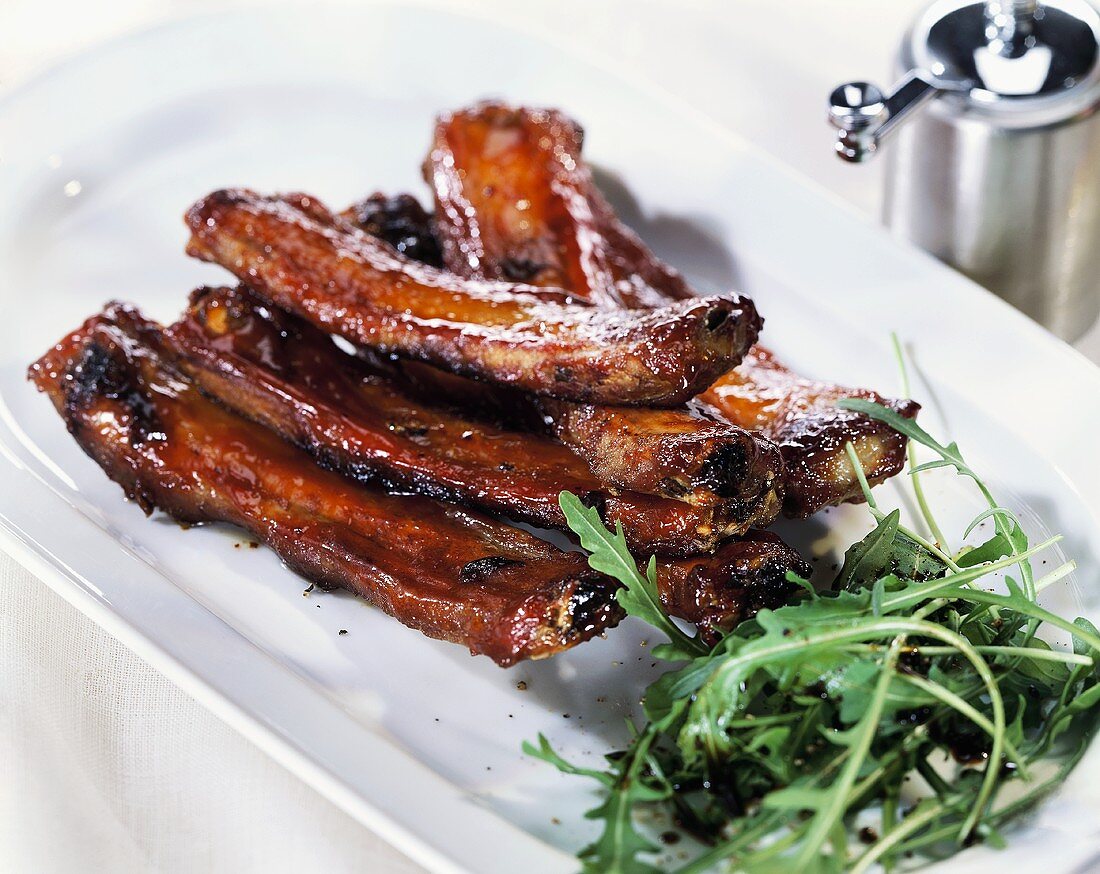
[424,103,674,309]
[701,348,918,517]
[28,305,625,666]
[31,303,804,649]
[535,397,781,513]
[424,101,920,516]
[662,529,808,644]
[184,188,761,407]
[161,285,780,554]
[332,198,785,514]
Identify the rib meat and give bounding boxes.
[161,285,779,554]
[702,349,919,517]
[28,305,623,665]
[535,396,781,513]
[184,188,762,407]
[332,198,786,513]
[29,303,806,656]
[424,103,676,310]
[661,529,808,643]
[424,101,920,516]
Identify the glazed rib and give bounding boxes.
[535,397,781,513]
[28,305,624,666]
[424,103,677,310]
[701,349,918,517]
[161,285,779,554]
[184,188,762,407]
[30,303,804,652]
[424,101,919,516]
[337,198,786,513]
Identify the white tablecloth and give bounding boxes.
[3,1,1098,871]
[0,563,424,873]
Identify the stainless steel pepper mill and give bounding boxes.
[829,0,1100,341]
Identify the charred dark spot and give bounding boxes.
[563,577,622,636]
[658,477,690,498]
[695,442,749,498]
[743,553,809,613]
[705,306,731,332]
[460,555,524,585]
[313,448,401,494]
[387,420,430,438]
[347,193,443,267]
[499,256,546,282]
[67,342,128,408]
[129,482,157,516]
[66,343,164,445]
[554,366,575,384]
[497,462,515,472]
[579,491,607,517]
[192,188,246,219]
[690,540,809,643]
[213,188,246,207]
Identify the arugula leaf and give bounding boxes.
[836,511,949,592]
[839,398,1034,596]
[836,398,954,461]
[791,638,902,868]
[532,393,1099,873]
[559,492,706,660]
[956,534,1012,567]
[523,731,669,874]
[889,530,950,580]
[522,734,611,785]
[836,510,900,591]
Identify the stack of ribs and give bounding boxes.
[30,103,918,666]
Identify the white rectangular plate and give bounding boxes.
[3,4,1100,871]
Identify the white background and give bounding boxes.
[2,2,1098,871]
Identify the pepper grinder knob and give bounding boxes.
[828,75,938,162]
[986,0,1038,57]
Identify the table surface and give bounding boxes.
[2,2,1098,871]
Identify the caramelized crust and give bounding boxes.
[659,530,809,644]
[341,193,443,267]
[537,397,781,514]
[184,188,761,406]
[424,102,919,515]
[28,307,625,666]
[701,349,918,517]
[425,103,685,309]
[162,285,774,553]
